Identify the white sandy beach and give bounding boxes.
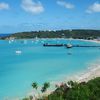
[75,64,100,82]
[75,38,100,44]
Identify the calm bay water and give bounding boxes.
[0,39,100,100]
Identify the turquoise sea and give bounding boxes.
[0,39,100,100]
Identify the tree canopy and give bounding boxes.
[2,29,100,39]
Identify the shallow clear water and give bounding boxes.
[0,39,100,100]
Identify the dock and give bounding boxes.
[43,44,64,47]
[43,44,100,48]
[73,45,100,47]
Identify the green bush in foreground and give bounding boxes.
[22,77,100,100]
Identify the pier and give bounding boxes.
[43,44,100,48]
[73,45,100,47]
[43,44,64,47]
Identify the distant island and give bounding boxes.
[1,29,100,40]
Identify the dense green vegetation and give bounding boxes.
[1,29,100,39]
[22,77,100,100]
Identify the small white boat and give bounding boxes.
[15,50,22,54]
[11,39,14,42]
[9,40,11,44]
[32,40,34,43]
[66,44,73,48]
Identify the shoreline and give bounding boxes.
[74,63,100,83]
[78,39,100,44]
[50,60,100,85]
[1,38,100,44]
[24,60,100,100]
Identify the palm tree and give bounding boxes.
[67,81,78,88]
[32,82,38,100]
[41,82,50,93]
[32,82,38,90]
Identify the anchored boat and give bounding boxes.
[66,43,73,48]
[15,50,22,54]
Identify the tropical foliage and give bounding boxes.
[47,77,100,100]
[22,77,100,100]
[41,82,50,93]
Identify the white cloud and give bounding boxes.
[21,0,44,14]
[0,2,9,10]
[86,2,100,13]
[57,0,74,9]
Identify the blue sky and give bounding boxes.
[0,0,100,33]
